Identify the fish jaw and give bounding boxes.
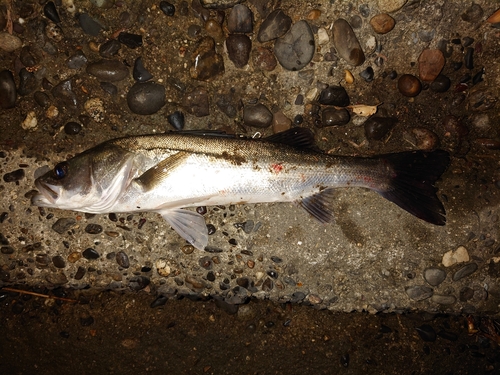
[32,178,61,207]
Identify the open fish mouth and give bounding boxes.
[32,179,59,206]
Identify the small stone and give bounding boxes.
[189,37,224,81]
[3,169,25,182]
[364,117,397,141]
[442,246,469,267]
[84,98,105,122]
[156,259,171,277]
[182,86,209,117]
[359,66,374,82]
[82,248,100,260]
[272,110,291,133]
[167,111,184,130]
[133,56,153,82]
[317,28,329,45]
[226,34,251,68]
[44,2,61,24]
[86,60,129,82]
[405,285,433,301]
[332,19,365,66]
[318,86,350,106]
[36,254,51,268]
[52,218,76,234]
[461,3,483,23]
[0,70,17,109]
[100,82,118,95]
[378,0,407,13]
[452,263,478,281]
[274,20,315,71]
[74,266,86,280]
[430,74,451,93]
[243,103,273,128]
[99,39,121,58]
[52,255,66,268]
[18,69,37,96]
[257,9,291,43]
[423,268,446,286]
[252,47,277,71]
[67,252,81,263]
[227,4,253,33]
[79,13,103,36]
[205,19,224,42]
[0,32,22,52]
[398,74,421,97]
[369,14,395,34]
[127,82,166,115]
[64,122,82,135]
[46,272,68,285]
[418,49,445,82]
[118,32,143,49]
[159,1,175,16]
[409,128,440,151]
[115,251,130,268]
[431,294,456,305]
[67,51,88,69]
[52,79,78,108]
[320,108,350,127]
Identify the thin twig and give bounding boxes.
[2,287,78,303]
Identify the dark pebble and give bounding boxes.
[74,266,86,280]
[262,277,274,291]
[86,60,129,82]
[318,86,350,106]
[116,251,130,268]
[78,13,103,36]
[431,294,456,305]
[226,34,251,68]
[160,1,175,16]
[430,74,451,92]
[3,169,24,182]
[234,220,254,234]
[18,68,37,96]
[472,68,484,85]
[207,271,215,282]
[452,263,478,281]
[52,79,78,108]
[118,32,143,49]
[196,206,207,215]
[99,39,121,58]
[290,291,305,303]
[167,110,185,129]
[45,272,68,285]
[461,3,483,23]
[34,91,50,109]
[187,24,202,39]
[182,86,209,117]
[216,94,237,118]
[51,217,76,234]
[85,223,103,234]
[258,9,291,43]
[405,285,433,301]
[44,2,61,24]
[64,121,82,135]
[227,4,253,33]
[36,254,51,268]
[150,295,169,308]
[52,255,66,268]
[340,353,350,367]
[67,50,88,69]
[129,276,150,291]
[82,248,100,260]
[320,108,350,127]
[332,19,365,66]
[364,116,397,141]
[127,82,166,115]
[437,330,458,341]
[199,256,213,269]
[243,103,272,128]
[274,20,315,71]
[271,256,282,263]
[1,246,14,254]
[359,66,374,82]
[214,297,239,314]
[59,331,70,339]
[133,56,153,82]
[100,82,118,95]
[190,37,224,81]
[416,324,436,342]
[293,114,303,124]
[20,46,37,67]
[398,74,422,97]
[267,270,278,279]
[252,47,277,71]
[0,233,8,245]
[207,224,216,235]
[465,47,474,69]
[0,70,17,109]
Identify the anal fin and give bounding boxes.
[299,188,336,223]
[159,208,208,250]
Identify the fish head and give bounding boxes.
[32,143,135,213]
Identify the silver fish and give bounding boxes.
[32,128,450,250]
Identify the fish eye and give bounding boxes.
[53,162,68,179]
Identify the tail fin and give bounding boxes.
[378,150,450,225]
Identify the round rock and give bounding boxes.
[243,103,272,128]
[0,32,22,52]
[226,34,251,68]
[127,82,166,115]
[0,70,17,109]
[364,116,397,141]
[405,285,433,301]
[274,20,315,71]
[332,19,365,66]
[452,263,478,281]
[423,268,446,286]
[418,49,445,82]
[227,4,253,33]
[257,9,291,42]
[369,13,395,34]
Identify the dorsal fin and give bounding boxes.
[265,128,316,149]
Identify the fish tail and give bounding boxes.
[377,150,450,225]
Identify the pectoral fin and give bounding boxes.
[299,188,336,223]
[159,208,208,250]
[136,151,189,191]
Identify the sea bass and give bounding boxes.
[32,128,450,250]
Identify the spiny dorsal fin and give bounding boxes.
[265,128,317,150]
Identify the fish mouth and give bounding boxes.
[32,179,60,206]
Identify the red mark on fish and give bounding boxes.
[270,163,283,173]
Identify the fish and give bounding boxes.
[31,128,450,250]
